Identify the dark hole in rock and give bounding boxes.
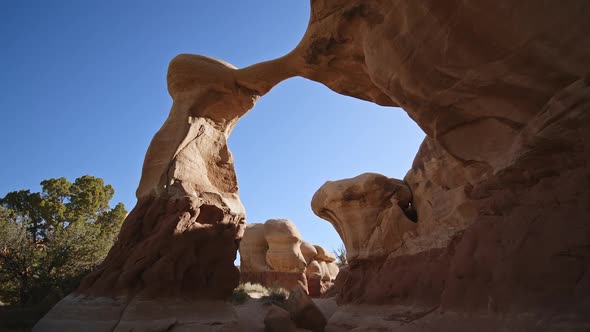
[196,204,225,224]
[402,202,418,223]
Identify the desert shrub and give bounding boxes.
[230,282,271,304]
[0,176,126,329]
[260,287,289,309]
[332,243,348,267]
[229,288,250,305]
[237,282,269,294]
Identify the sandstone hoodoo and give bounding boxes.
[239,219,339,297]
[36,0,589,330]
[312,173,418,263]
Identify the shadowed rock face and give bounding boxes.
[305,0,589,316]
[302,1,590,328]
[37,0,590,330]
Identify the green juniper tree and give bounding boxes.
[0,176,126,306]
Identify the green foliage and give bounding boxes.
[260,287,289,309]
[0,175,127,307]
[230,283,289,307]
[229,288,250,305]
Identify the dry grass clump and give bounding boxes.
[230,288,250,305]
[260,287,289,309]
[230,282,271,304]
[237,282,270,295]
[230,283,290,307]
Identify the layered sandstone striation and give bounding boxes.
[239,219,339,296]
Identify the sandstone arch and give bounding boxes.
[36,0,590,330]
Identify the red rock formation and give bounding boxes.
[303,1,590,328]
[81,55,253,300]
[36,0,590,329]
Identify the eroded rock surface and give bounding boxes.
[239,223,268,273]
[303,1,590,329]
[37,0,590,330]
[35,55,291,331]
[312,173,417,262]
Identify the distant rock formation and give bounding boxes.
[239,219,339,297]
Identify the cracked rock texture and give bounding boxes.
[239,219,338,296]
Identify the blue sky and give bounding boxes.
[0,1,425,256]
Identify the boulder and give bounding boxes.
[286,285,327,332]
[264,305,297,332]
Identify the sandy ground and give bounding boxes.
[233,296,338,331]
[0,296,338,332]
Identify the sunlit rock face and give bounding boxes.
[312,173,418,262]
[239,219,339,296]
[34,55,293,331]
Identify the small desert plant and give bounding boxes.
[229,288,250,305]
[230,282,271,304]
[260,287,289,309]
[236,282,269,295]
[333,243,348,267]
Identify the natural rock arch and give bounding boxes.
[36,0,590,330]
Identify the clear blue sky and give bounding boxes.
[0,1,425,256]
